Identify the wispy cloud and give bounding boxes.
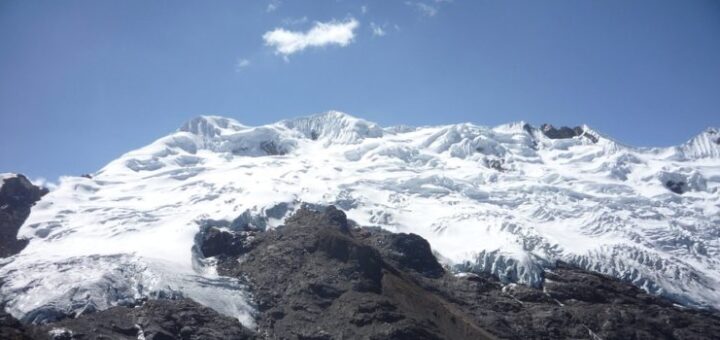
[361,5,368,14]
[408,2,438,17]
[370,22,386,37]
[263,18,360,57]
[282,16,309,26]
[406,0,451,17]
[266,0,281,12]
[234,58,250,72]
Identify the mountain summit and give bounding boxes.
[1,112,719,329]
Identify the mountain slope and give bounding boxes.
[1,112,719,326]
[208,205,720,339]
[4,205,720,339]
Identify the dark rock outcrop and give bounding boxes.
[541,124,583,139]
[29,299,256,340]
[484,158,506,172]
[1,308,34,340]
[204,205,720,340]
[0,174,48,258]
[540,262,719,339]
[363,230,445,279]
[435,263,720,339]
[214,205,494,340]
[541,124,599,143]
[199,227,259,258]
[665,180,687,194]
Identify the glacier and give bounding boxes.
[1,111,719,324]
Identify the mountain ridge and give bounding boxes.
[1,111,719,329]
[172,111,717,153]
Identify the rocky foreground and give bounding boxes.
[200,205,720,340]
[2,202,719,338]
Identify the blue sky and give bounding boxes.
[1,0,719,180]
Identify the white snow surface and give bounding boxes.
[2,111,720,324]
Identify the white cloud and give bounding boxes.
[413,2,438,17]
[263,18,360,57]
[406,1,451,17]
[361,5,368,14]
[266,0,281,12]
[234,58,250,72]
[370,22,386,37]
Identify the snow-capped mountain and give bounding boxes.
[2,111,719,324]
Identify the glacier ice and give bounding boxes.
[1,111,719,325]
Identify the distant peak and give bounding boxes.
[539,123,599,143]
[688,127,720,143]
[540,124,583,137]
[491,121,533,134]
[298,110,372,125]
[319,110,356,119]
[682,127,720,159]
[179,115,246,138]
[702,127,719,136]
[280,111,383,144]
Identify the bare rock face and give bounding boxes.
[0,308,33,340]
[541,124,599,143]
[438,264,720,339]
[0,174,47,339]
[362,230,445,279]
[539,263,718,339]
[1,297,257,340]
[665,180,688,194]
[0,174,48,258]
[541,124,584,139]
[29,299,257,340]
[205,205,720,340]
[213,205,493,340]
[199,227,259,258]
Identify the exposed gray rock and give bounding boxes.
[199,227,259,258]
[665,180,687,194]
[29,299,256,340]
[0,308,34,340]
[541,124,583,139]
[362,229,445,279]
[0,174,48,258]
[484,158,506,172]
[206,205,720,339]
[215,205,494,339]
[541,124,599,143]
